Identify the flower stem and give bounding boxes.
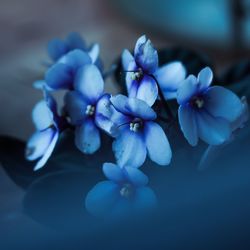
[148,74,174,120]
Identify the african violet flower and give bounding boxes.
[85,162,157,218]
[198,96,249,170]
[26,91,64,170]
[64,64,115,154]
[45,49,93,90]
[154,61,187,100]
[122,35,186,106]
[177,67,244,146]
[110,95,172,168]
[48,32,100,65]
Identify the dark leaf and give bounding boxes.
[0,130,114,189]
[198,122,250,171]
[220,59,250,84]
[158,47,213,77]
[219,60,250,98]
[23,169,103,230]
[0,136,55,189]
[113,57,128,95]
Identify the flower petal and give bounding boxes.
[45,63,73,90]
[33,80,53,91]
[75,119,101,154]
[74,64,104,103]
[123,166,148,187]
[144,121,172,166]
[122,49,135,70]
[58,49,92,70]
[103,163,124,183]
[85,181,119,217]
[177,75,198,105]
[134,35,147,56]
[95,94,113,118]
[34,131,59,171]
[43,90,58,117]
[124,57,138,88]
[162,90,178,100]
[110,94,133,114]
[133,187,157,211]
[47,38,67,61]
[26,128,55,161]
[126,79,138,98]
[111,197,132,218]
[134,35,158,73]
[136,75,158,106]
[64,91,88,125]
[32,100,53,131]
[88,43,100,63]
[178,105,198,146]
[155,61,186,92]
[197,67,213,91]
[126,97,157,120]
[110,95,156,120]
[204,86,243,122]
[196,110,231,145]
[112,128,147,168]
[109,109,131,132]
[95,94,120,136]
[95,114,118,137]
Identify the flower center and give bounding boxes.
[129,119,143,132]
[192,97,205,109]
[130,68,143,81]
[85,105,95,116]
[120,183,134,199]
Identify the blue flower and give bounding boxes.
[122,35,186,106]
[177,67,244,146]
[110,95,172,167]
[64,64,115,154]
[198,96,249,171]
[85,162,157,218]
[47,32,100,65]
[45,49,92,90]
[26,91,63,170]
[154,61,187,99]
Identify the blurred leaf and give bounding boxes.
[158,47,213,76]
[0,136,54,189]
[113,57,128,95]
[0,130,114,190]
[23,169,102,230]
[220,59,250,84]
[220,60,250,98]
[198,122,250,171]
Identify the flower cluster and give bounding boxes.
[26,33,247,217]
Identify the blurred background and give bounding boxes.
[0,0,250,248]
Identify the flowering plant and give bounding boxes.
[0,33,249,222]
